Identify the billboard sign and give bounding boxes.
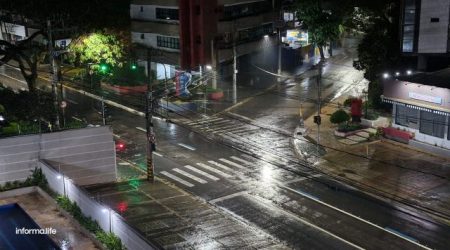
[175,71,192,97]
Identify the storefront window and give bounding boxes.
[395,105,419,128]
[420,111,446,138]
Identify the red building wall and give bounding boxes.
[179,0,218,70]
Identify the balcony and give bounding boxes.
[131,0,178,6]
[131,20,179,36]
[218,12,276,34]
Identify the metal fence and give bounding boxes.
[40,160,161,250]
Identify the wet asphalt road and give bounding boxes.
[1,60,450,249]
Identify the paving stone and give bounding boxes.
[363,128,377,134]
[338,139,359,145]
[355,131,370,138]
[347,135,368,142]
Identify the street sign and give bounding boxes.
[60,101,67,108]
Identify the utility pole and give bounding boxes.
[277,27,282,83]
[47,20,60,129]
[101,96,106,126]
[232,21,237,104]
[210,39,217,89]
[146,48,155,182]
[316,60,323,153]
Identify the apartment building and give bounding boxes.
[130,0,280,80]
[400,0,450,70]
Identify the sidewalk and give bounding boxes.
[293,96,450,224]
[85,177,286,249]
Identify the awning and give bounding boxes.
[382,95,450,116]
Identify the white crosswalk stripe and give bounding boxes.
[196,163,232,178]
[173,168,208,184]
[161,171,194,187]
[230,156,257,167]
[219,158,247,170]
[184,165,220,181]
[207,161,234,172]
[188,117,223,125]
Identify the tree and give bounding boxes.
[294,0,352,59]
[330,109,350,124]
[67,31,127,72]
[0,31,47,92]
[352,1,410,108]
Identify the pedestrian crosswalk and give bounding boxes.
[159,155,253,188]
[159,154,321,188]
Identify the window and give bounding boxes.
[237,23,273,43]
[140,6,144,12]
[396,105,419,128]
[222,1,271,20]
[157,36,180,49]
[402,0,417,52]
[140,34,145,39]
[420,111,446,138]
[430,18,440,23]
[156,8,179,20]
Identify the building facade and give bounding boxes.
[382,70,450,150]
[130,0,280,80]
[400,0,450,69]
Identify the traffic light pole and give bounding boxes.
[146,49,155,182]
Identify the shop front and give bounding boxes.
[382,76,450,150]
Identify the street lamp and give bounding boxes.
[102,207,112,232]
[205,65,212,70]
[406,70,412,75]
[382,73,390,79]
[395,72,400,76]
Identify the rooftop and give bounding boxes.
[397,68,450,89]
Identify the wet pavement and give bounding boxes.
[2,43,450,249]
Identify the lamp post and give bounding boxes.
[102,207,112,232]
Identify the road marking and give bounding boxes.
[285,174,322,185]
[219,158,246,170]
[118,162,131,166]
[0,73,27,85]
[292,189,320,201]
[209,191,248,204]
[385,227,418,243]
[230,156,256,166]
[177,143,196,151]
[185,165,220,181]
[72,116,82,122]
[196,163,232,178]
[282,185,432,249]
[250,195,365,250]
[136,127,146,132]
[160,171,194,187]
[207,161,234,172]
[153,152,163,157]
[173,168,207,184]
[187,117,222,125]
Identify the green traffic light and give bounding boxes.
[131,64,137,70]
[100,64,108,72]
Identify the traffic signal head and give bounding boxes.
[131,64,137,70]
[99,62,109,74]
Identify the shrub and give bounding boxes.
[330,109,350,124]
[96,231,124,250]
[337,123,363,132]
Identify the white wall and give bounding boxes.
[0,127,117,186]
[131,32,180,52]
[130,4,178,22]
[418,0,450,53]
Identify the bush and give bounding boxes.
[0,168,47,192]
[96,231,124,250]
[337,123,363,132]
[55,195,124,250]
[330,109,350,124]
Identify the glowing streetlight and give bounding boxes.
[383,73,390,79]
[406,70,412,75]
[205,65,212,70]
[395,72,400,76]
[264,34,269,38]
